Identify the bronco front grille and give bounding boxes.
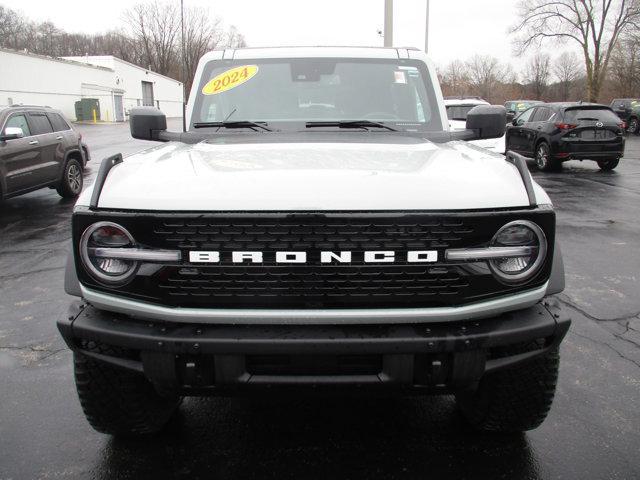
[158,265,470,305]
[152,218,474,252]
[73,210,555,309]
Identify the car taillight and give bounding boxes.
[554,123,577,131]
[618,122,626,129]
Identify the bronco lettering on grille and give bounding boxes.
[188,251,438,264]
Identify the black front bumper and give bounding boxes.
[58,300,570,393]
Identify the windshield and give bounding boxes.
[563,108,621,123]
[445,105,480,121]
[191,58,443,132]
[505,101,538,113]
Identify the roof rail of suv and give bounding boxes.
[444,96,484,100]
[6,104,52,109]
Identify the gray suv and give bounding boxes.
[0,105,88,200]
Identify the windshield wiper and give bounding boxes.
[576,117,601,121]
[192,121,273,132]
[306,120,398,132]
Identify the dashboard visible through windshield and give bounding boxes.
[191,58,443,132]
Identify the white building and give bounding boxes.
[0,48,183,121]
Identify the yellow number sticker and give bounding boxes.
[202,65,259,95]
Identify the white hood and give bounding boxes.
[79,137,547,211]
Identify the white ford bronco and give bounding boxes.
[59,47,569,435]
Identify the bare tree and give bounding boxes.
[465,55,510,102]
[179,8,222,96]
[512,0,640,101]
[124,1,181,75]
[226,26,247,48]
[439,60,469,96]
[124,2,248,96]
[607,33,640,96]
[0,6,28,49]
[553,52,581,100]
[524,53,551,99]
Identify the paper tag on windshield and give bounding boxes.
[394,71,407,84]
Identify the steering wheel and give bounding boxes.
[362,112,399,120]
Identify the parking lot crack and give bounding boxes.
[556,295,640,323]
[571,331,640,370]
[0,265,64,281]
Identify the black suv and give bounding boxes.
[0,105,87,200]
[505,102,626,171]
[610,98,640,134]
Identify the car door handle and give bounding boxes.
[29,140,39,145]
[536,126,543,130]
[56,135,63,140]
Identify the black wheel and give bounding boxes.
[74,343,181,436]
[597,158,620,171]
[535,142,557,172]
[456,342,560,432]
[56,158,83,198]
[628,117,639,135]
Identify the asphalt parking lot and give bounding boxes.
[1,122,639,480]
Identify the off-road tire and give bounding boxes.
[535,142,559,172]
[597,158,620,171]
[456,341,560,432]
[628,117,639,135]
[56,158,83,198]
[74,343,181,436]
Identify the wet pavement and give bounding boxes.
[1,123,639,480]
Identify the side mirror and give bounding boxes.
[1,126,24,141]
[465,105,506,140]
[512,118,519,126]
[130,107,167,140]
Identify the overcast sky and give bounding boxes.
[9,0,561,70]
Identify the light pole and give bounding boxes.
[180,0,186,132]
[425,0,430,54]
[384,0,393,47]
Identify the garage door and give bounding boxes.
[142,81,154,106]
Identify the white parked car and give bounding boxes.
[445,97,506,154]
[59,46,568,437]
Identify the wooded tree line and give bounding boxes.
[441,0,640,104]
[0,2,246,97]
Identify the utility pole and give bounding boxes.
[384,0,393,47]
[180,0,187,132]
[425,0,430,54]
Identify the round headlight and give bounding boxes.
[489,220,547,284]
[80,222,137,284]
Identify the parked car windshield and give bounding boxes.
[563,108,621,123]
[445,105,480,121]
[192,58,443,131]
[505,101,539,113]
